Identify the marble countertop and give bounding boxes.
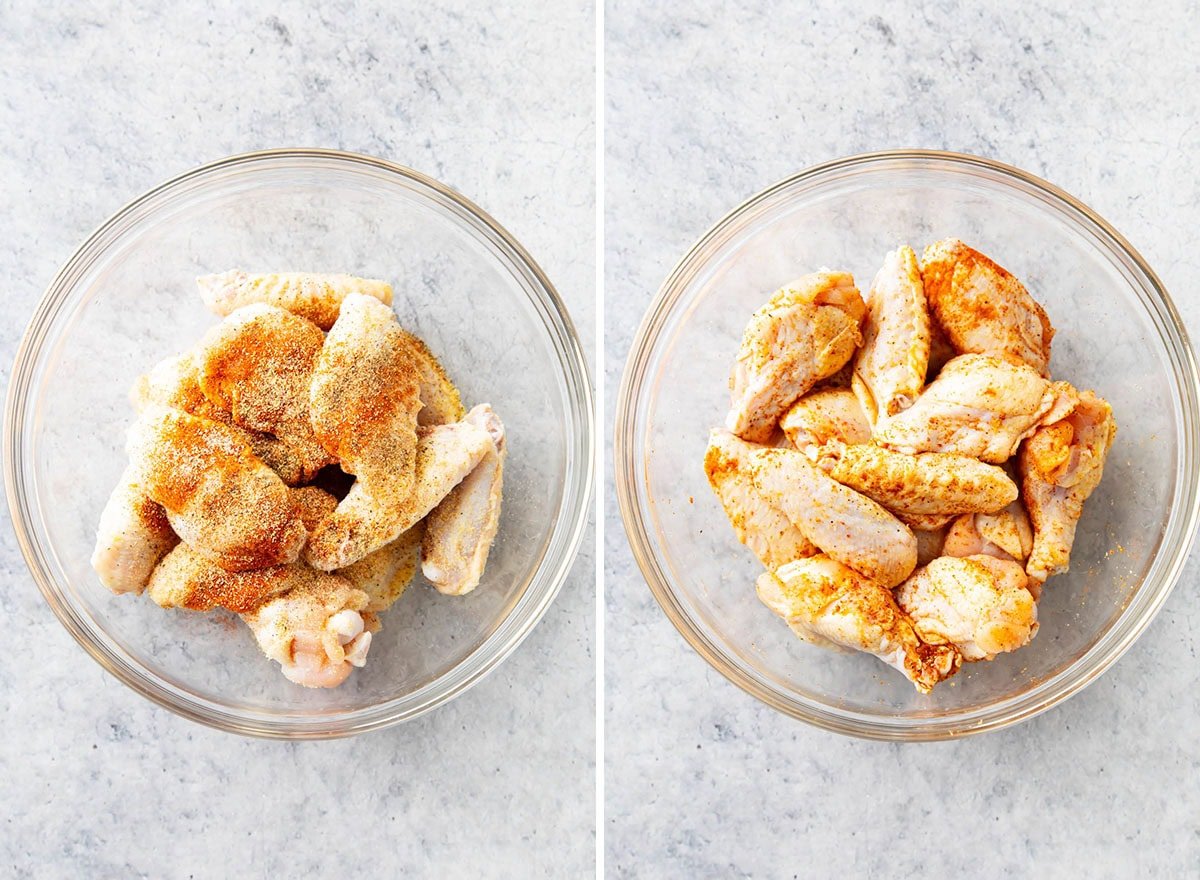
[0,2,594,877]
[605,1,1200,876]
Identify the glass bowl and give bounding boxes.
[615,150,1200,740]
[5,149,593,738]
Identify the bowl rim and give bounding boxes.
[4,147,594,739]
[614,148,1200,741]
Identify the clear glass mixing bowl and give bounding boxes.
[5,149,593,738]
[615,150,1200,740]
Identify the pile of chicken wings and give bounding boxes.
[706,240,1115,693]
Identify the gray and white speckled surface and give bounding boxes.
[606,2,1200,876]
[0,3,594,877]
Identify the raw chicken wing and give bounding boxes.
[241,575,372,688]
[921,239,1054,376]
[1020,390,1116,582]
[873,354,1078,463]
[91,465,178,594]
[750,446,917,587]
[339,523,425,613]
[811,441,1018,516]
[195,304,333,481]
[149,542,320,612]
[727,271,866,442]
[852,246,930,424]
[131,353,315,485]
[757,555,960,693]
[895,555,1038,661]
[306,411,494,570]
[127,405,306,571]
[422,406,506,595]
[779,387,871,452]
[196,270,392,331]
[703,430,818,570]
[399,330,466,426]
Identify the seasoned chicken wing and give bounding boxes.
[422,406,506,595]
[704,430,819,570]
[1020,389,1116,582]
[757,555,960,693]
[306,294,423,566]
[195,304,333,482]
[339,523,424,613]
[896,555,1038,661]
[149,542,315,612]
[852,246,930,424]
[921,239,1054,376]
[727,271,866,442]
[196,270,393,331]
[241,574,372,688]
[944,501,1033,564]
[131,352,315,485]
[398,330,466,427]
[779,387,871,452]
[91,465,178,594]
[811,441,1018,516]
[873,354,1078,463]
[306,412,494,571]
[127,406,306,571]
[750,446,917,587]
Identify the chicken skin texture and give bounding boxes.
[398,329,466,427]
[920,239,1055,376]
[757,555,960,693]
[750,446,917,588]
[811,441,1018,517]
[873,353,1078,463]
[422,405,507,595]
[127,406,306,571]
[896,555,1038,661]
[339,523,424,613]
[196,270,393,331]
[91,464,178,594]
[779,387,871,452]
[241,575,372,688]
[305,412,494,571]
[852,246,931,424]
[727,271,866,442]
[131,352,315,485]
[704,430,819,570]
[195,304,333,482]
[915,526,948,566]
[306,294,423,565]
[1020,389,1116,583]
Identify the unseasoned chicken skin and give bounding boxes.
[852,246,930,424]
[757,555,960,693]
[195,304,333,482]
[921,239,1054,376]
[1020,390,1116,582]
[422,406,507,595]
[811,441,1018,516]
[91,465,178,594]
[779,388,871,452]
[727,271,866,442]
[873,354,1078,463]
[305,413,494,570]
[241,575,372,688]
[196,271,393,331]
[127,406,306,571]
[896,555,1038,661]
[339,523,425,613]
[750,446,917,587]
[704,431,819,570]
